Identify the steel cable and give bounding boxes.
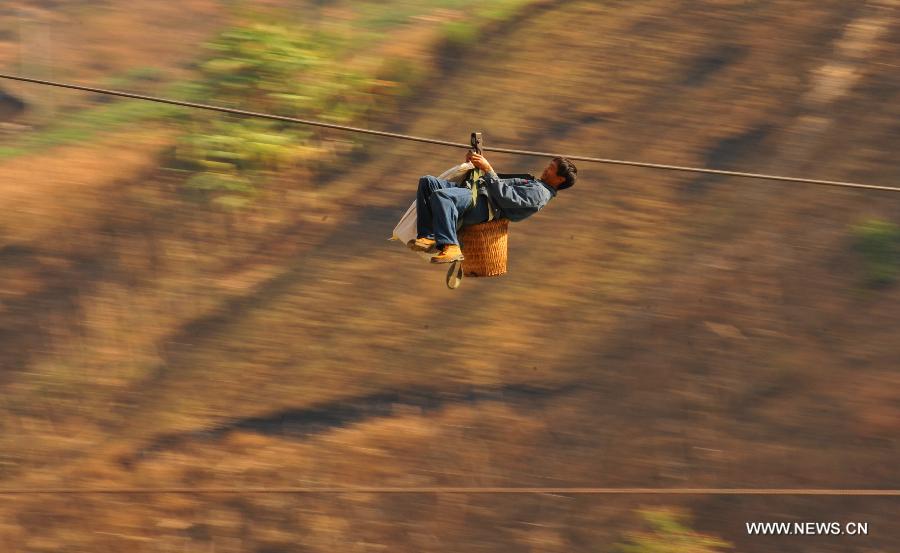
[2,73,897,192]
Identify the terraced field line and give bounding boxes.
[0,487,896,495]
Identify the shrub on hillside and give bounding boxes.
[173,22,374,208]
[851,218,900,287]
[615,508,732,553]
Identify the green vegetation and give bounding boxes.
[442,21,480,50]
[0,65,178,160]
[171,22,376,207]
[172,1,537,208]
[851,218,900,287]
[441,0,533,50]
[615,509,732,553]
[171,1,534,208]
[0,98,180,160]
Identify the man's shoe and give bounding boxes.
[430,244,464,263]
[408,237,437,252]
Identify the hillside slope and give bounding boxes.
[1,1,898,552]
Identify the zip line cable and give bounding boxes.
[2,73,898,193]
[0,487,897,495]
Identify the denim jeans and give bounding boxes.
[416,175,490,247]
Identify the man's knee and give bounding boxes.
[418,175,437,190]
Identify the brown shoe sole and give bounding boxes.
[408,240,437,253]
[430,253,464,264]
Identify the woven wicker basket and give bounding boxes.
[459,218,509,277]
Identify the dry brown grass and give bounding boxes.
[0,0,226,84]
[0,128,171,245]
[1,0,899,551]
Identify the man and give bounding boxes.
[412,152,578,262]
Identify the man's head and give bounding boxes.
[540,157,578,190]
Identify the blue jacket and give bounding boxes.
[480,170,557,222]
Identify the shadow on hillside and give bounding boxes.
[122,381,583,467]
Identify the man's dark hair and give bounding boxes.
[553,156,577,190]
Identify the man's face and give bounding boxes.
[540,159,565,187]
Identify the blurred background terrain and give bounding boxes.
[0,0,898,551]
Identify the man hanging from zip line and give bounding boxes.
[411,151,578,262]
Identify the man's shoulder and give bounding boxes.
[496,173,536,181]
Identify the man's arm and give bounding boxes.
[482,171,547,209]
[469,153,547,210]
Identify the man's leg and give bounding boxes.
[429,191,491,263]
[416,176,454,239]
[430,186,477,247]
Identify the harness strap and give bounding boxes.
[462,168,496,223]
[471,168,481,208]
[463,131,495,222]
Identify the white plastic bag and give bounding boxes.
[389,162,474,257]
